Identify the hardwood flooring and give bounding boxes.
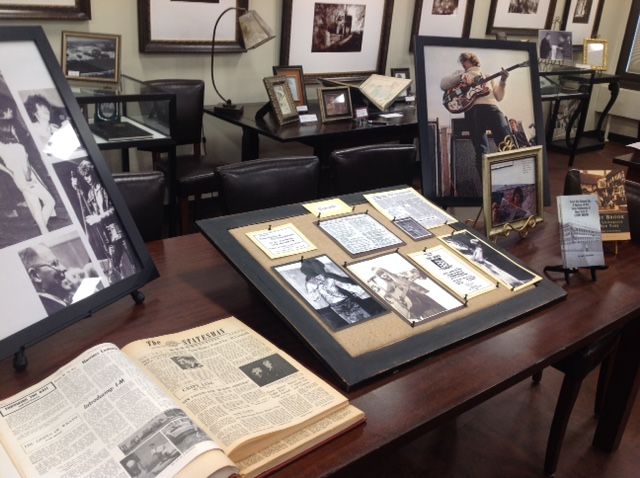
[334,142,640,478]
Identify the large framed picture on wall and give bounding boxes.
[0,26,157,366]
[279,0,394,81]
[410,0,475,49]
[414,36,548,207]
[486,0,557,36]
[561,0,605,47]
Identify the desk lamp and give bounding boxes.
[210,8,275,115]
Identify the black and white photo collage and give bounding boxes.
[0,41,139,334]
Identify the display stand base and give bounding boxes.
[254,101,271,121]
[131,289,145,304]
[13,346,27,373]
[543,264,608,284]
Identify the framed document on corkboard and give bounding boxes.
[198,188,566,390]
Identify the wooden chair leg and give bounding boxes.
[180,196,191,235]
[594,354,614,417]
[544,373,586,476]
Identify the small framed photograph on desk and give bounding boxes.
[272,65,307,108]
[263,76,299,125]
[317,86,353,123]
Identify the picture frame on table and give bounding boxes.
[583,38,608,70]
[280,0,394,81]
[414,36,548,208]
[137,0,247,53]
[483,146,544,239]
[486,0,557,36]
[263,76,299,125]
[410,0,474,50]
[61,31,121,83]
[0,0,91,20]
[0,26,158,365]
[537,30,573,62]
[561,0,605,47]
[317,86,353,123]
[390,67,411,97]
[272,65,307,108]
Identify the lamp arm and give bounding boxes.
[210,6,246,106]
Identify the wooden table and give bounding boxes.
[204,101,418,162]
[1,219,639,477]
[614,152,640,182]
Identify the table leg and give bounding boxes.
[241,127,259,161]
[595,79,620,143]
[168,146,177,237]
[592,316,640,451]
[121,148,130,172]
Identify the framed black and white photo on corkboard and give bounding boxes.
[263,76,299,125]
[0,26,157,366]
[486,0,557,36]
[280,0,394,81]
[137,0,247,53]
[414,36,548,207]
[272,65,307,108]
[410,0,474,50]
[0,0,91,20]
[561,0,605,47]
[61,31,121,83]
[483,146,544,239]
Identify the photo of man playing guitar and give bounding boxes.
[440,52,513,177]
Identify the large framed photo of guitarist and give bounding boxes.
[414,36,548,207]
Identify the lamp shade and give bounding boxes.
[238,10,275,50]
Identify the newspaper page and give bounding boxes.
[122,318,352,464]
[318,213,403,255]
[0,344,235,478]
[364,187,456,229]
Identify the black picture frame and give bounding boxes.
[280,0,394,81]
[137,0,248,53]
[197,190,566,390]
[414,36,549,207]
[0,26,158,365]
[560,0,605,48]
[616,0,640,89]
[486,0,557,36]
[410,0,474,51]
[0,0,91,20]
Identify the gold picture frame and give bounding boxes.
[317,86,353,123]
[61,31,121,83]
[483,146,544,240]
[262,76,299,126]
[583,38,608,71]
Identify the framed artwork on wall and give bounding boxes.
[486,0,557,36]
[0,0,90,20]
[561,0,605,47]
[137,0,248,53]
[279,0,394,81]
[61,31,121,83]
[410,0,474,51]
[414,36,548,207]
[0,26,157,366]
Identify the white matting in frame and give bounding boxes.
[562,0,604,46]
[414,0,473,38]
[488,0,555,34]
[283,0,391,77]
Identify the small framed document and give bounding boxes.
[348,252,463,326]
[408,245,495,300]
[303,198,352,218]
[365,187,456,230]
[393,217,433,241]
[318,214,403,256]
[246,224,316,259]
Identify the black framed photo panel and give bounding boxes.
[414,36,548,207]
[0,27,158,363]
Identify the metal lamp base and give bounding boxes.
[213,101,244,116]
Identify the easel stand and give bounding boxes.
[543,264,608,285]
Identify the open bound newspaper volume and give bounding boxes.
[0,317,365,478]
[320,74,411,111]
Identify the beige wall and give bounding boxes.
[0,0,635,171]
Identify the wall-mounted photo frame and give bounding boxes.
[317,86,353,123]
[561,0,605,47]
[410,0,474,51]
[583,38,608,70]
[483,146,544,239]
[272,65,307,108]
[280,0,393,81]
[61,31,121,83]
[0,26,157,365]
[486,0,557,36]
[537,30,573,62]
[390,67,411,97]
[137,0,247,53]
[263,76,299,125]
[414,36,548,208]
[616,0,640,88]
[0,0,90,20]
